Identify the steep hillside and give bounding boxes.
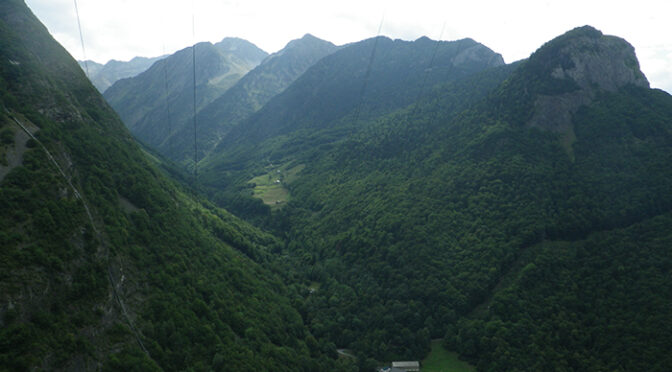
[79,56,166,93]
[200,25,672,369]
[0,1,349,371]
[163,34,338,165]
[103,37,267,155]
[444,27,672,370]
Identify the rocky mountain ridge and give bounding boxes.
[161,33,339,164]
[103,37,267,152]
[78,55,166,93]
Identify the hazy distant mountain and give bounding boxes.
[164,33,339,165]
[103,37,267,154]
[79,56,166,93]
[78,59,103,77]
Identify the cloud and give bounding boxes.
[637,47,672,93]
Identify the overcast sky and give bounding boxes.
[25,0,672,93]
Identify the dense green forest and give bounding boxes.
[0,1,353,370]
[196,26,672,370]
[2,2,672,370]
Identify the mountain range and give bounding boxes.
[3,0,672,370]
[104,37,268,158]
[78,56,166,93]
[163,33,339,165]
[200,34,504,185]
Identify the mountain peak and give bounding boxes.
[213,37,268,64]
[530,25,649,92]
[452,39,505,68]
[284,33,333,50]
[522,26,649,133]
[263,34,336,63]
[300,33,319,41]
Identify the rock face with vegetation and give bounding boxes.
[0,1,353,371]
[524,26,650,133]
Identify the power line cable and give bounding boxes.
[67,3,154,360]
[191,4,198,186]
[72,0,89,77]
[161,46,174,157]
[6,109,151,358]
[350,12,386,128]
[412,21,447,116]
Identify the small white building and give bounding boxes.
[391,361,420,372]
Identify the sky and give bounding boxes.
[25,0,672,93]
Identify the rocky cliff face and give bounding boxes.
[452,41,505,68]
[526,26,649,132]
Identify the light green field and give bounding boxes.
[248,164,304,209]
[421,340,475,372]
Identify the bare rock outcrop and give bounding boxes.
[527,26,649,133]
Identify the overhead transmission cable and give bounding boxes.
[191,3,199,187]
[162,53,174,156]
[160,10,174,158]
[73,0,89,77]
[412,21,447,116]
[350,12,386,129]
[69,1,152,360]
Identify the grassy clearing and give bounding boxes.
[283,164,305,183]
[422,340,475,372]
[248,164,304,209]
[253,184,289,207]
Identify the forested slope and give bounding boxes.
[5,5,671,370]
[199,35,505,215]
[0,1,350,371]
[202,26,672,370]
